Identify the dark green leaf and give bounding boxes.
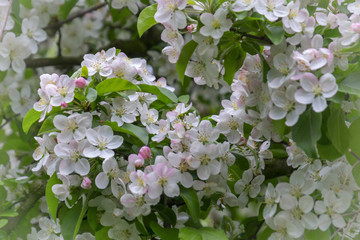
[46,173,61,221]
[264,26,284,45]
[176,40,198,84]
[324,28,341,38]
[291,108,322,158]
[60,200,82,240]
[149,221,179,240]
[346,118,360,165]
[0,210,18,217]
[59,0,79,20]
[96,78,140,95]
[137,4,158,37]
[0,71,6,83]
[22,109,41,134]
[223,46,245,86]
[139,84,177,103]
[180,186,200,224]
[154,205,177,227]
[326,106,349,154]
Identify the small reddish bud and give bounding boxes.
[60,102,67,109]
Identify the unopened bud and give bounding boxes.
[351,23,360,34]
[187,24,197,33]
[139,146,151,160]
[60,102,67,109]
[75,77,87,88]
[81,177,92,189]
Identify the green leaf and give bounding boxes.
[338,71,360,96]
[305,229,331,240]
[46,173,62,221]
[176,40,198,84]
[0,219,8,229]
[38,115,57,135]
[86,88,98,103]
[324,28,341,38]
[178,95,190,104]
[95,227,111,240]
[180,186,200,224]
[105,122,149,145]
[22,109,41,134]
[2,138,31,152]
[272,119,286,138]
[346,118,360,165]
[318,0,330,9]
[137,4,158,37]
[291,108,322,158]
[0,71,6,83]
[19,0,32,8]
[59,0,79,20]
[139,84,178,103]
[341,40,360,53]
[154,205,177,227]
[96,78,140,95]
[198,228,228,240]
[264,26,284,45]
[60,200,83,240]
[179,227,202,240]
[0,210,18,217]
[73,194,91,239]
[149,222,179,240]
[223,45,245,86]
[352,163,360,187]
[326,106,349,154]
[81,66,88,78]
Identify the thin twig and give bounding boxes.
[44,2,107,30]
[24,57,82,68]
[0,0,14,41]
[57,28,62,57]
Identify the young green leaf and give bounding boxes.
[176,40,198,84]
[96,78,140,95]
[137,4,158,37]
[198,227,228,240]
[291,108,322,158]
[346,118,360,165]
[86,88,98,103]
[22,109,41,134]
[105,122,149,145]
[46,173,62,221]
[138,84,178,103]
[179,227,202,240]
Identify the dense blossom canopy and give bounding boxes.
[0,0,360,239]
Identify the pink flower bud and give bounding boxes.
[134,157,144,167]
[351,23,360,33]
[81,177,92,189]
[60,102,67,109]
[139,146,151,160]
[75,77,87,88]
[187,24,197,33]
